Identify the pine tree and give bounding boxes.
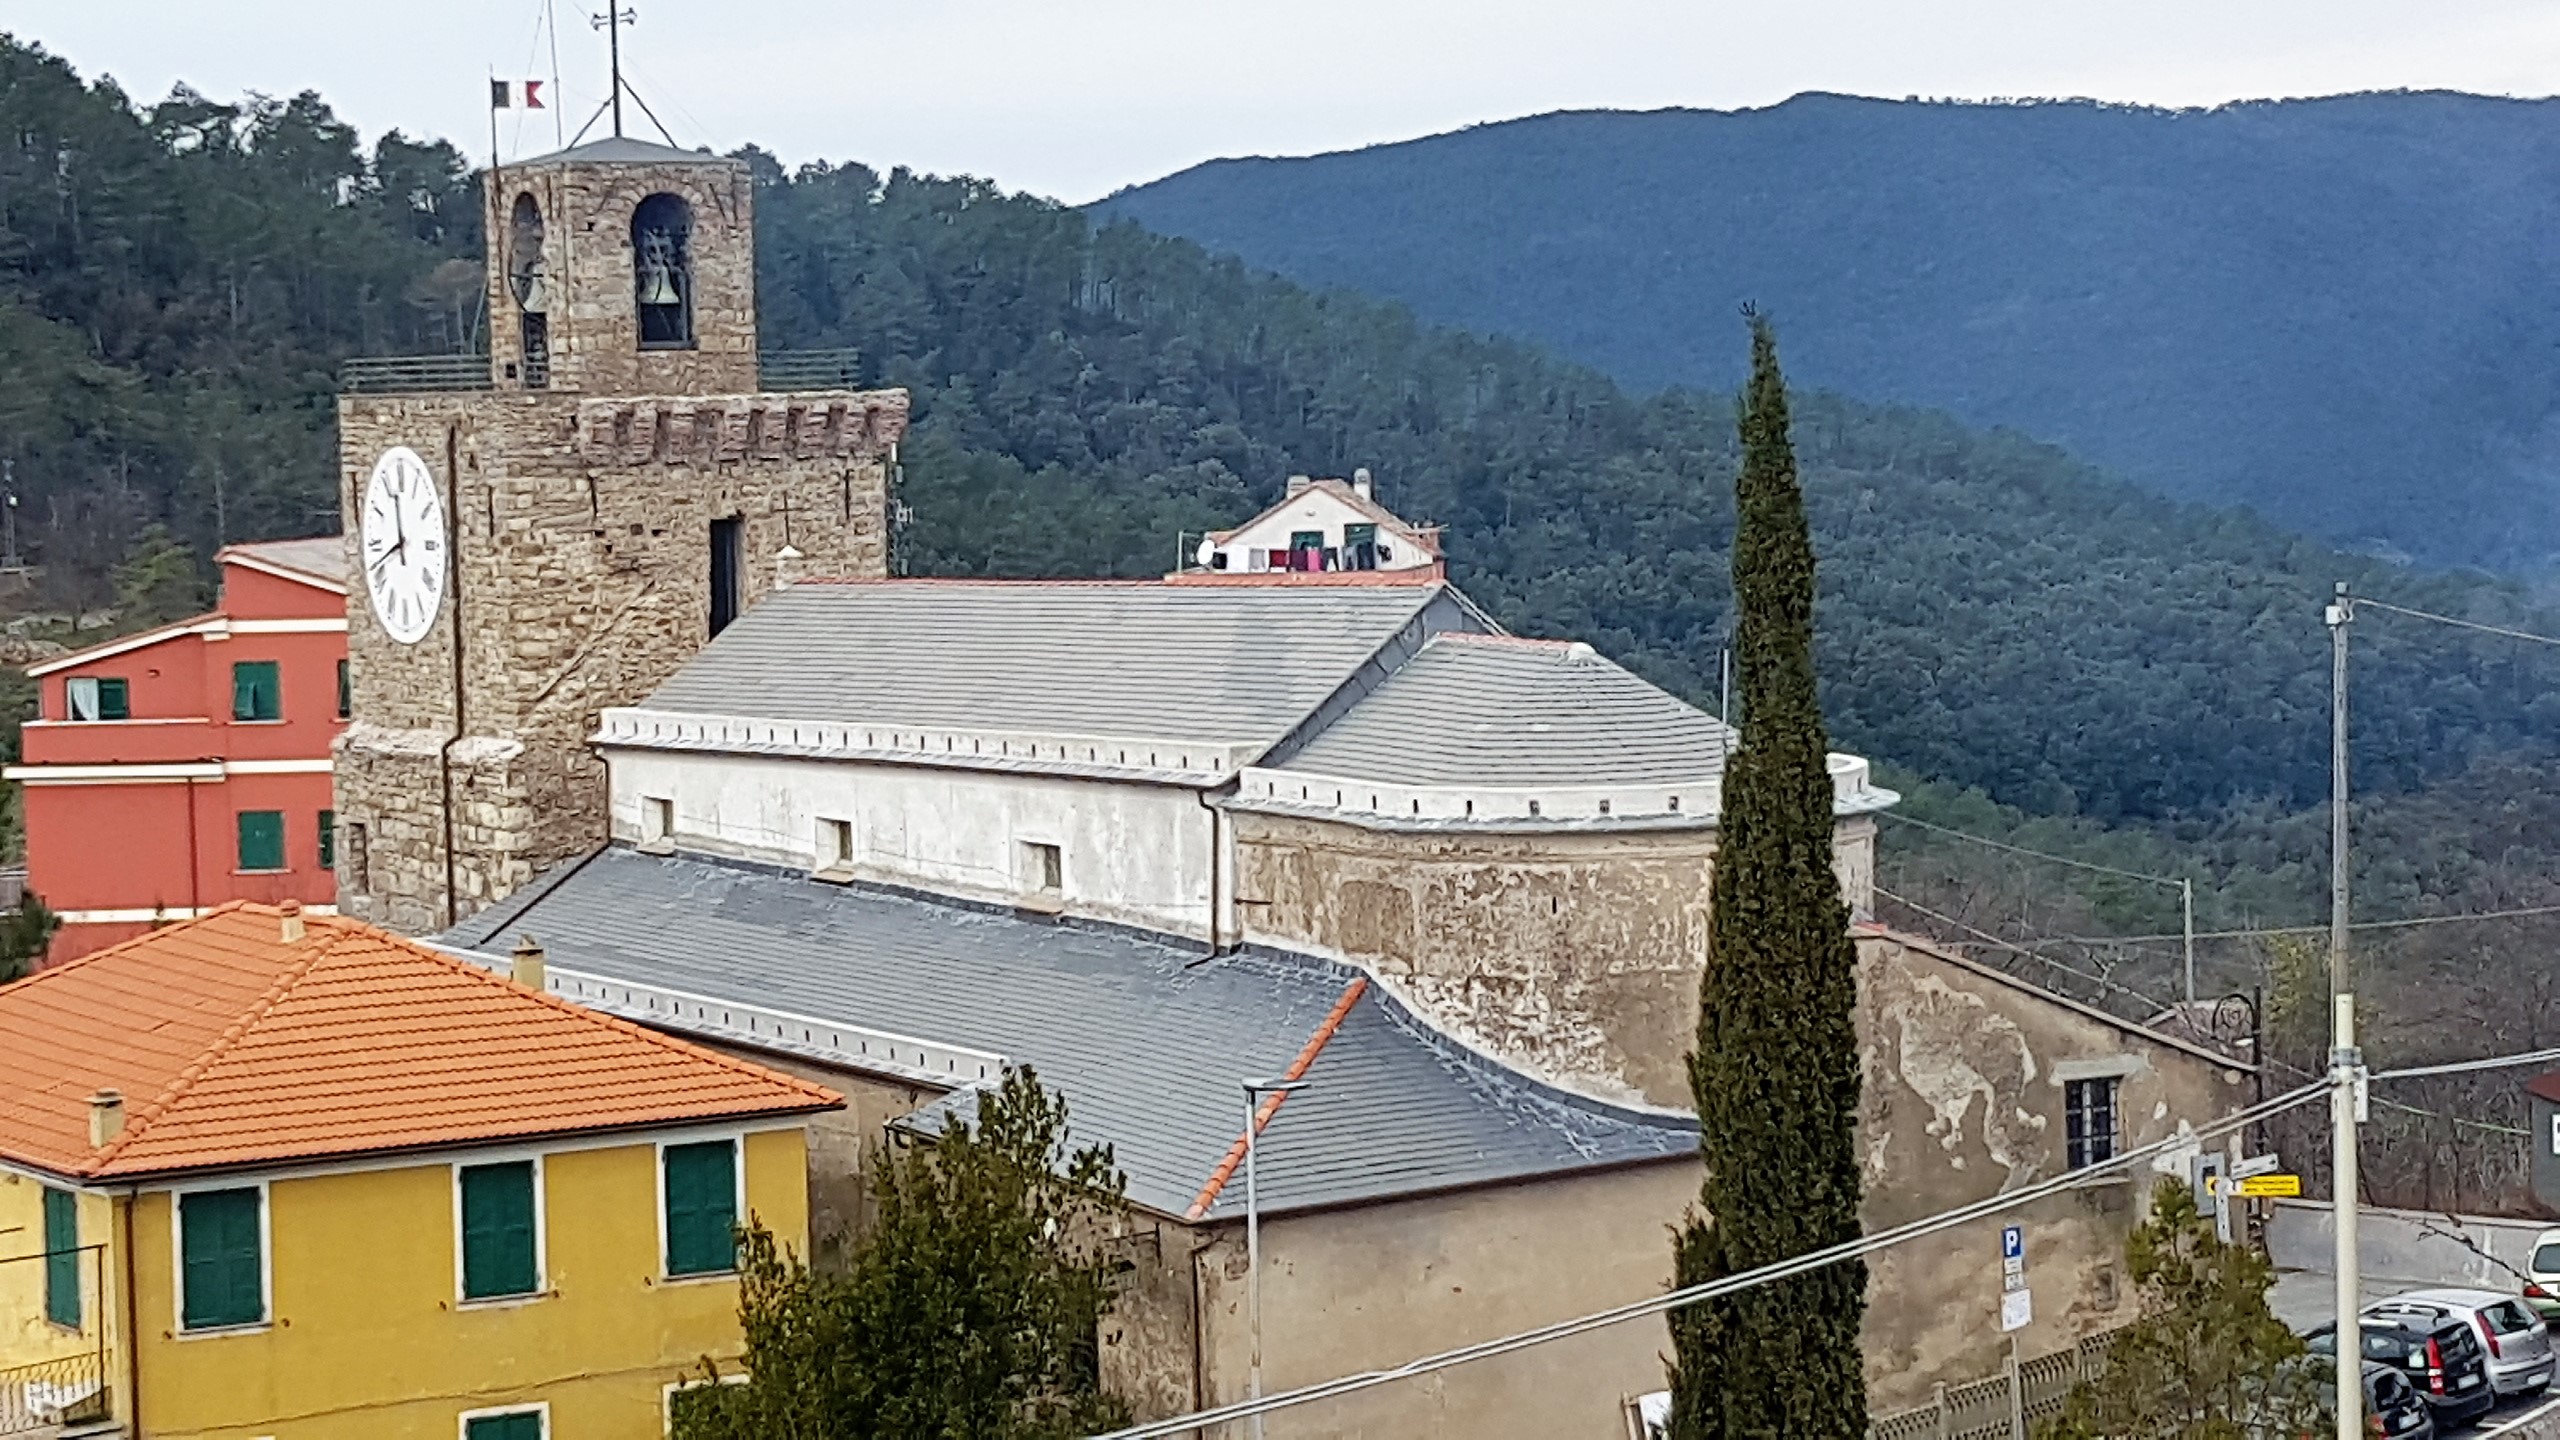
[2043,1179,2319,1438]
[1668,311,1867,1438]
[672,1066,1130,1440]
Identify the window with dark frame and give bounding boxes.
[42,1187,78,1328]
[464,1412,544,1440]
[236,811,286,873]
[2064,1076,2120,1170]
[662,1140,738,1276]
[66,676,129,722]
[318,810,336,870]
[231,661,281,722]
[336,659,351,720]
[459,1160,539,1300]
[178,1186,263,1330]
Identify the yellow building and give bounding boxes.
[0,902,841,1438]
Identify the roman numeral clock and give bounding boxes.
[359,446,447,644]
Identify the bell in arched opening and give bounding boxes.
[509,193,551,387]
[631,192,694,348]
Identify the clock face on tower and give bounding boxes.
[359,445,447,645]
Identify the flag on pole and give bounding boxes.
[490,80,545,109]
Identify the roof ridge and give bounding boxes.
[1183,977,1368,1220]
[417,922,842,1109]
[792,576,1177,588]
[87,913,338,1174]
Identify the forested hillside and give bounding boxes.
[1098,92,2560,574]
[5,37,2558,836]
[5,38,2557,1207]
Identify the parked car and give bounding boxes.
[2282,1355,2436,1439]
[2526,1227,2560,1323]
[2304,1313,2496,1426]
[2368,1288,2555,1398]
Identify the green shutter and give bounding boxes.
[236,811,285,872]
[460,1161,538,1299]
[335,659,350,719]
[96,678,129,721]
[464,1413,544,1440]
[318,810,336,869]
[663,1140,738,1276]
[43,1188,79,1328]
[179,1187,263,1329]
[231,661,280,721]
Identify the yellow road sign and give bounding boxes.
[2233,1174,2302,1198]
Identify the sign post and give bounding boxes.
[1999,1224,2030,1440]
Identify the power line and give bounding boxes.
[2355,597,2560,650]
[1091,1079,2330,1440]
[2048,903,2560,946]
[1880,811,2194,891]
[1875,887,2182,1017]
[1096,1032,2560,1439]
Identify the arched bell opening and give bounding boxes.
[632,192,694,350]
[509,192,550,387]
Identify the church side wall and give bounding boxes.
[602,748,1218,942]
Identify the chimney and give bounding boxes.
[1285,473,1314,498]
[88,1089,124,1148]
[1352,466,1374,501]
[512,934,546,993]
[278,899,304,943]
[773,543,804,592]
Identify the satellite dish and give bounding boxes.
[1195,537,1216,567]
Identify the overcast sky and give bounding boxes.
[12,1,2560,203]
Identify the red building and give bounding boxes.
[8,537,347,962]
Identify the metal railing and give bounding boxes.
[1869,1325,2122,1440]
[340,353,493,393]
[338,348,866,394]
[0,1243,109,1436]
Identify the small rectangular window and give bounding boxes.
[65,676,128,722]
[178,1186,264,1330]
[318,810,336,869]
[816,817,854,871]
[43,1187,78,1328]
[343,821,370,893]
[709,515,744,638]
[464,1411,545,1440]
[459,1160,539,1300]
[237,811,286,872]
[1022,841,1062,895]
[231,661,281,722]
[336,658,351,720]
[2065,1077,2120,1170]
[663,1139,739,1277]
[643,796,675,845]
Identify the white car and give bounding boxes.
[2367,1288,2555,1398]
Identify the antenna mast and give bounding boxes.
[592,5,636,138]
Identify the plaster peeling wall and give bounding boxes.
[1879,970,2044,1187]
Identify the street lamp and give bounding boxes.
[1242,1077,1309,1440]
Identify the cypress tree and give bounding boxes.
[1667,312,1867,1438]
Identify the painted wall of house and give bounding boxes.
[1204,481,1434,575]
[122,1126,808,1437]
[0,1172,124,1424]
[1854,930,2251,1406]
[604,748,1223,941]
[1231,811,1879,1109]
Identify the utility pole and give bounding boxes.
[2180,877,2196,1007]
[2327,581,2364,1440]
[592,6,635,138]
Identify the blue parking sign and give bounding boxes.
[2002,1225,2024,1262]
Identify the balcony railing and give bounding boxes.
[338,349,866,394]
[0,1242,109,1436]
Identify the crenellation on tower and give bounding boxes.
[333,137,906,935]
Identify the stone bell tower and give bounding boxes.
[333,136,908,935]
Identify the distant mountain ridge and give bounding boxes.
[1096,91,2560,573]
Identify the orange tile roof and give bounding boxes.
[0,903,840,1182]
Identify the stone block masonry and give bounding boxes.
[334,387,905,934]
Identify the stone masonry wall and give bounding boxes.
[335,385,905,933]
[1232,811,1880,1109]
[488,155,759,397]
